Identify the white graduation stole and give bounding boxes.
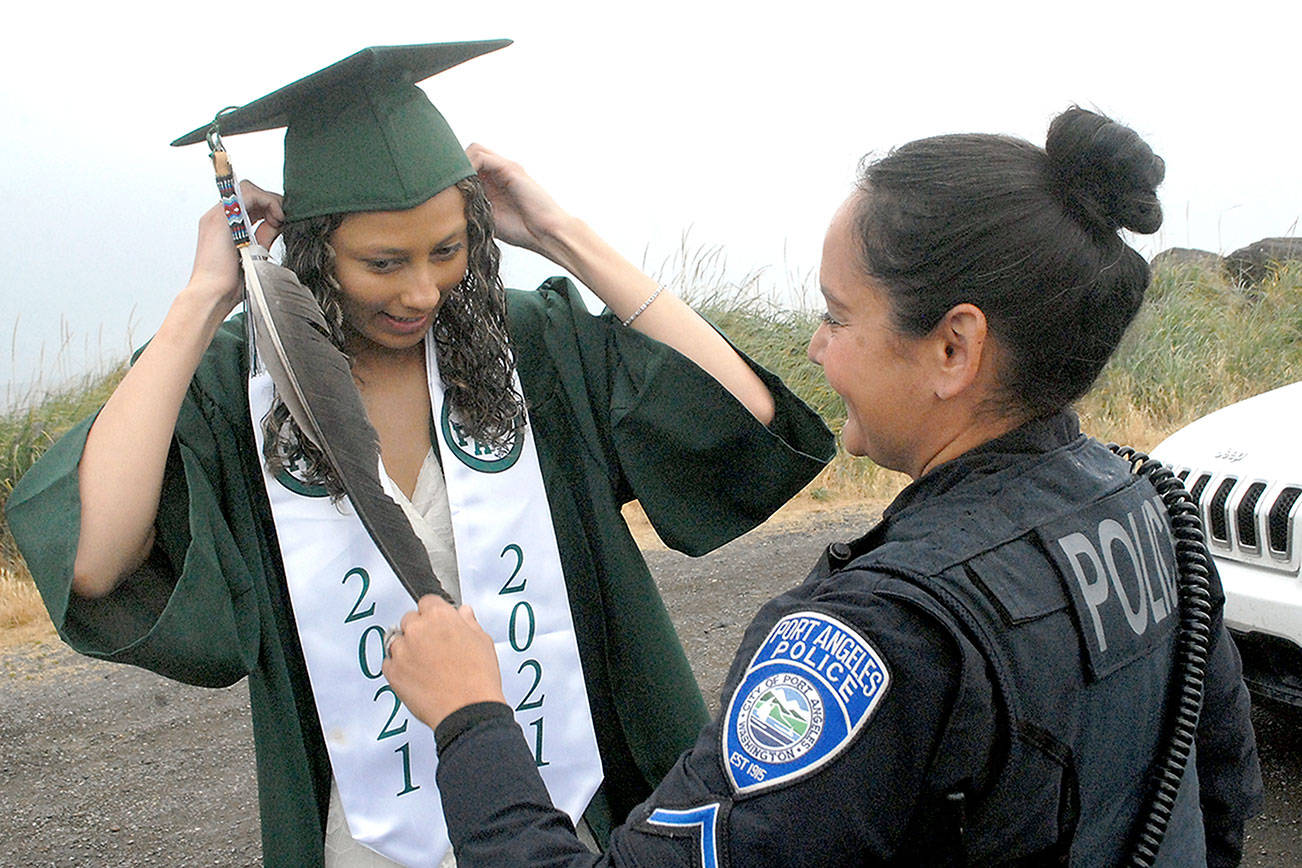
[247,338,602,867]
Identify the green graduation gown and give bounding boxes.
[6,278,834,866]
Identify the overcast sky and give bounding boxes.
[4,0,1299,401]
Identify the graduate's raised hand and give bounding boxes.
[466,143,573,261]
[185,181,285,316]
[383,597,507,731]
[74,181,286,598]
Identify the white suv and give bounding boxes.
[1151,381,1302,707]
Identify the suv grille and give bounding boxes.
[1271,487,1302,555]
[1209,478,1235,542]
[1169,467,1301,573]
[1237,483,1267,549]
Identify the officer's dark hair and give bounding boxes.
[853,107,1165,417]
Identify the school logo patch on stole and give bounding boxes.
[439,404,523,473]
[273,455,329,498]
[722,611,890,796]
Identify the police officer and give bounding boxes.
[384,108,1263,866]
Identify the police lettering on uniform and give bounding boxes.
[1055,494,1179,652]
[384,107,1263,866]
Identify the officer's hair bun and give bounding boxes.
[1045,108,1165,236]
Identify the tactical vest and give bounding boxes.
[832,435,1205,865]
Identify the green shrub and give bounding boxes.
[0,365,125,568]
[1080,260,1302,446]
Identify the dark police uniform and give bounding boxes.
[431,413,1263,866]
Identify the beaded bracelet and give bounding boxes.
[621,284,666,327]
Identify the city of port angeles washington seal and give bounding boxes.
[723,611,891,796]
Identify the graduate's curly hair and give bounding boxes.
[262,175,525,497]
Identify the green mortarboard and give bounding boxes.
[173,40,511,222]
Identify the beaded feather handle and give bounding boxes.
[206,121,262,372]
[206,120,255,249]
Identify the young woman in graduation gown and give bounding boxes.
[383,108,1263,865]
[4,42,834,867]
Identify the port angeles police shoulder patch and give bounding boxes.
[722,611,890,796]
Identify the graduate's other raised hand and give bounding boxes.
[383,597,507,731]
[466,143,572,261]
[467,145,775,424]
[185,181,285,316]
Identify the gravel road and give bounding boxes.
[1,507,1297,865]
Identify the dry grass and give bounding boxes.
[0,561,53,644]
[1075,405,1182,455]
[803,451,910,503]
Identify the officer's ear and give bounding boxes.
[927,303,990,402]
